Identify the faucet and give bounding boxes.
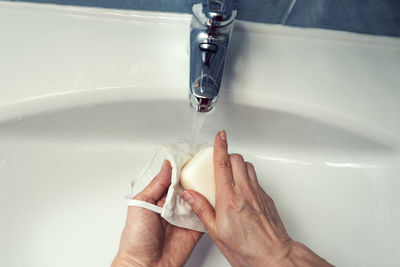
[189,0,238,112]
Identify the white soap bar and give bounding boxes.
[180,147,215,208]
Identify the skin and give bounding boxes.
[111,160,203,267]
[113,131,333,267]
[182,131,333,267]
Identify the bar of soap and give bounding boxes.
[180,147,215,208]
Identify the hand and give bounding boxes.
[182,131,333,267]
[112,160,203,267]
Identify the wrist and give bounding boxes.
[111,251,149,267]
[284,241,333,267]
[226,239,294,267]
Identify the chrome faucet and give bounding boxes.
[189,0,238,112]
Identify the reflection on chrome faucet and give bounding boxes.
[189,0,238,112]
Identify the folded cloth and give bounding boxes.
[126,142,210,232]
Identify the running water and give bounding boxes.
[190,109,207,146]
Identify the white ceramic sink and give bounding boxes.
[1,2,400,267]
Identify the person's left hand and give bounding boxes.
[112,160,203,267]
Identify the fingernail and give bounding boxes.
[182,191,195,205]
[219,130,226,141]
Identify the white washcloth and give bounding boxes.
[126,142,210,232]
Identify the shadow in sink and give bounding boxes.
[0,100,394,156]
[186,235,216,267]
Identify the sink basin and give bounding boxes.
[0,2,400,267]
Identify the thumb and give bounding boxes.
[182,190,216,232]
[135,160,172,204]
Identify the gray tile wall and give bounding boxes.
[286,0,400,37]
[6,0,400,37]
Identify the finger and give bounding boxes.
[182,190,216,233]
[230,154,249,188]
[156,193,167,208]
[245,162,259,187]
[213,130,235,191]
[135,160,172,204]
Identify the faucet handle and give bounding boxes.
[204,0,235,21]
[193,0,238,27]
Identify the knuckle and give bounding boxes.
[230,153,244,163]
[218,157,232,169]
[221,194,239,209]
[218,137,227,148]
[258,187,275,205]
[151,175,170,190]
[252,201,265,213]
[134,193,155,203]
[194,204,209,220]
[157,178,170,189]
[245,162,254,169]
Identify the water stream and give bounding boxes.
[189,109,207,146]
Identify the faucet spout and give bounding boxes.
[189,0,238,112]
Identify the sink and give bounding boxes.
[1,2,400,267]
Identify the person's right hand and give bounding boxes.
[182,131,333,267]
